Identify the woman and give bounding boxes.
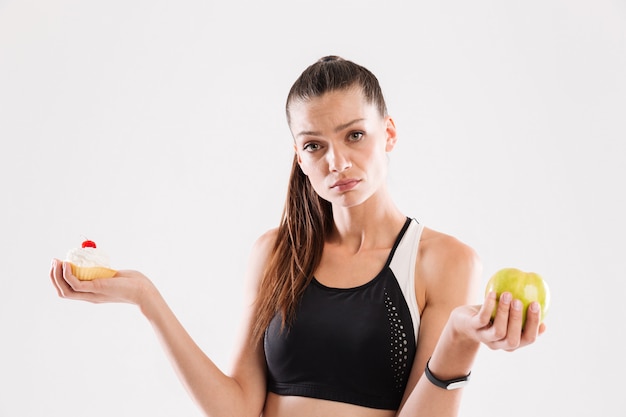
[50,56,546,417]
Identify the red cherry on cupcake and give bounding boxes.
[82,240,97,248]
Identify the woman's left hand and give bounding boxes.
[450,291,547,352]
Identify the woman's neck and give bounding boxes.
[329,193,406,253]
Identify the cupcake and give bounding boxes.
[65,239,117,281]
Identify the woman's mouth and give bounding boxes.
[331,179,360,192]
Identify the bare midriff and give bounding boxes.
[262,393,397,417]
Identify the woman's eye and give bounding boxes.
[303,142,320,152]
[348,132,364,142]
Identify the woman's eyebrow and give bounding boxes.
[334,118,365,133]
[295,118,365,138]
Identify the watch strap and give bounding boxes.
[424,358,471,390]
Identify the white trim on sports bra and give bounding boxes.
[388,218,423,341]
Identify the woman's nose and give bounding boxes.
[327,146,352,172]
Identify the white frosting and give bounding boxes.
[66,247,111,268]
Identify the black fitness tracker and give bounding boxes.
[424,358,471,390]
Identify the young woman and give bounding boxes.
[50,56,546,417]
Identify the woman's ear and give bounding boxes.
[385,116,398,152]
[293,144,307,175]
[293,144,302,164]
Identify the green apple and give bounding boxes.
[485,267,550,326]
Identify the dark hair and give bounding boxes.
[252,56,388,340]
[286,55,388,125]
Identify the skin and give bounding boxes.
[50,86,546,417]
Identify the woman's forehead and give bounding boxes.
[288,89,378,128]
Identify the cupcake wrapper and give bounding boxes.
[69,264,117,281]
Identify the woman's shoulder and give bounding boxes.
[416,226,482,298]
[246,227,281,270]
[242,227,280,295]
[419,226,478,262]
[252,227,280,253]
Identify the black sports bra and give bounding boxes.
[264,218,423,410]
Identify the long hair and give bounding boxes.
[252,56,388,341]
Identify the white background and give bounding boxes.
[1,0,625,416]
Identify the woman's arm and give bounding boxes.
[50,230,277,417]
[397,230,482,416]
[396,229,545,417]
[399,290,544,417]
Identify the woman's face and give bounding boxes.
[289,87,397,209]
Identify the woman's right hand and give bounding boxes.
[50,258,156,308]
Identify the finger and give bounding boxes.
[51,258,76,298]
[59,261,107,303]
[477,291,498,328]
[50,258,64,297]
[519,301,541,346]
[502,299,524,351]
[62,261,80,289]
[490,292,512,340]
[538,322,547,336]
[61,261,95,293]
